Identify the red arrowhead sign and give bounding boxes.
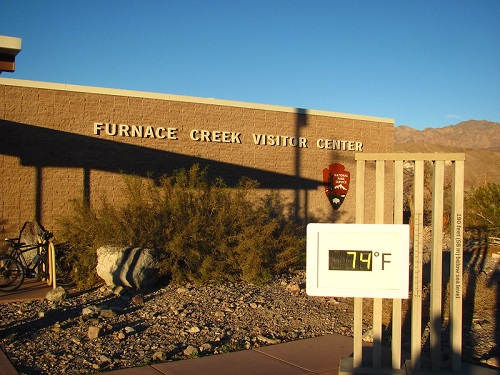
[323,164,350,210]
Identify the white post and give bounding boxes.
[373,160,385,368]
[450,160,464,372]
[353,158,366,368]
[48,242,57,289]
[392,160,404,369]
[411,160,425,371]
[430,161,445,371]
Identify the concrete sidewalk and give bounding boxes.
[0,278,53,303]
[100,334,355,375]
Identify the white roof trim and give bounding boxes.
[0,36,22,55]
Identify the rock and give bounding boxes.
[176,287,189,294]
[485,357,500,368]
[46,286,68,302]
[20,221,45,245]
[112,285,126,296]
[362,329,374,343]
[100,309,117,318]
[131,294,145,306]
[88,318,100,325]
[257,335,280,345]
[124,326,136,335]
[99,285,112,293]
[88,326,102,340]
[96,246,159,289]
[152,351,166,361]
[199,343,212,353]
[19,221,46,262]
[188,326,200,333]
[286,283,301,293]
[99,355,111,364]
[82,305,100,316]
[183,345,199,357]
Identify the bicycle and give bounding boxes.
[0,222,75,291]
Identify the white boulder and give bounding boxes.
[96,246,159,289]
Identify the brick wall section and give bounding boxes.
[0,79,394,237]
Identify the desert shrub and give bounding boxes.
[58,165,305,288]
[465,182,500,236]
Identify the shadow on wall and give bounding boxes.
[0,119,323,226]
[294,108,308,222]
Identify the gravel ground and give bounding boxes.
[0,270,498,375]
[0,272,354,374]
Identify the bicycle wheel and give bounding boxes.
[0,255,25,292]
[54,252,76,288]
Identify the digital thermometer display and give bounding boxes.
[329,250,372,271]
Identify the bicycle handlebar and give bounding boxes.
[5,238,23,245]
[4,230,53,246]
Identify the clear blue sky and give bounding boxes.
[1,0,499,130]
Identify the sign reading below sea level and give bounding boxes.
[306,224,410,298]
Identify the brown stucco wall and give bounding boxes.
[0,78,394,237]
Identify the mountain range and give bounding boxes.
[394,120,500,188]
[395,120,500,151]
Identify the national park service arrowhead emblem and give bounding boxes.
[323,163,350,210]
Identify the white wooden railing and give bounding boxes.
[347,153,465,374]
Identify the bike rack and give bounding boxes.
[48,242,57,289]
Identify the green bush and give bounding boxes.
[58,165,305,289]
[464,182,500,235]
